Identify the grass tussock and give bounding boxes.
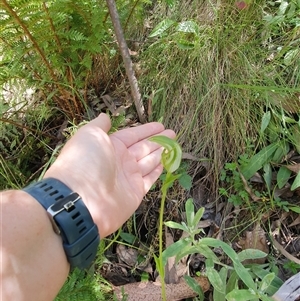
[140,0,299,194]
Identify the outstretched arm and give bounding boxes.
[1,113,175,301]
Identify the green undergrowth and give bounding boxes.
[55,269,108,301]
[0,0,149,119]
[0,96,61,190]
[54,240,114,301]
[140,0,300,195]
[149,136,284,301]
[0,0,149,188]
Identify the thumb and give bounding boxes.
[89,113,111,133]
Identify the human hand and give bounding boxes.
[45,114,175,238]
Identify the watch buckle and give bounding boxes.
[47,193,80,234]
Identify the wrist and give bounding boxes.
[1,190,69,300]
[43,169,109,238]
[23,178,100,270]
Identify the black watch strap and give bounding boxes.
[23,178,100,270]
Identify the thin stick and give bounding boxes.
[105,0,146,123]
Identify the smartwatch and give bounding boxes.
[23,178,100,270]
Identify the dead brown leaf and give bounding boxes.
[116,244,138,267]
[285,163,300,174]
[238,223,269,264]
[289,215,300,227]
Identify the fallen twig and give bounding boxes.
[270,235,300,265]
[239,171,261,202]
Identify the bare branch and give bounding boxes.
[106,0,146,123]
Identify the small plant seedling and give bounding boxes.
[163,200,282,301]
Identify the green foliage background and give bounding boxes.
[0,0,148,189]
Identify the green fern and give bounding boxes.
[0,0,110,117]
[55,241,111,301]
[1,0,151,118]
[55,268,109,301]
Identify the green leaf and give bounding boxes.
[281,116,298,124]
[153,254,164,280]
[272,141,289,163]
[226,289,258,301]
[176,20,199,34]
[149,19,176,37]
[278,0,289,15]
[206,266,225,293]
[289,124,300,153]
[289,206,300,213]
[141,272,149,282]
[149,135,182,173]
[119,232,136,244]
[251,266,283,295]
[277,166,292,189]
[266,119,280,143]
[201,238,256,290]
[226,271,239,294]
[80,54,92,70]
[192,207,205,229]
[185,198,195,227]
[10,139,16,150]
[175,245,199,261]
[240,143,278,180]
[233,263,256,291]
[164,221,189,232]
[176,40,195,50]
[291,172,300,191]
[219,267,228,289]
[196,244,219,261]
[179,173,192,190]
[263,163,272,191]
[238,249,268,262]
[287,2,296,18]
[175,242,219,263]
[205,258,214,269]
[162,173,181,190]
[260,111,271,134]
[184,275,204,300]
[162,238,190,267]
[260,295,274,301]
[165,0,175,7]
[259,273,275,293]
[284,49,300,66]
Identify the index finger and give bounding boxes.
[110,122,165,147]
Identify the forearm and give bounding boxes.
[0,190,69,301]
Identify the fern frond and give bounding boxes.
[67,29,87,42]
[55,269,108,301]
[1,0,57,81]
